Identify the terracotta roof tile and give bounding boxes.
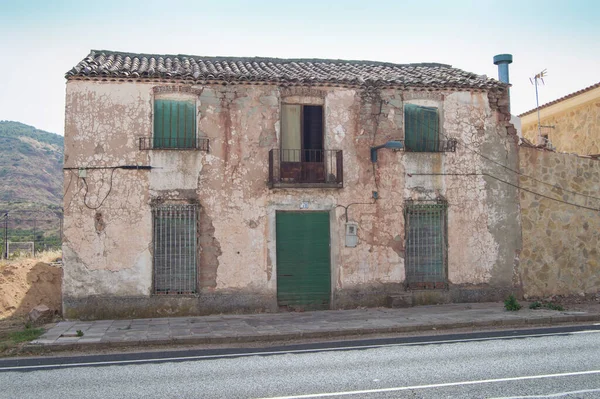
[66,50,506,90]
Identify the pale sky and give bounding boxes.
[0,0,598,135]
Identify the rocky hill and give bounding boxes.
[0,121,63,210]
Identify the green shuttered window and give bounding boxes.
[405,203,447,289]
[154,99,196,149]
[404,104,440,152]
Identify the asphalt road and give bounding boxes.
[2,325,600,398]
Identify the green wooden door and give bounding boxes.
[276,212,331,309]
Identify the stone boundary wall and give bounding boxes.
[519,146,600,298]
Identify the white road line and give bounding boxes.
[0,330,595,371]
[254,370,600,399]
[489,388,600,398]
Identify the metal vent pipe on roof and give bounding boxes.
[493,54,513,84]
[493,54,513,112]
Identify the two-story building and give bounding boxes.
[62,50,521,319]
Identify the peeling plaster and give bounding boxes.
[63,80,521,316]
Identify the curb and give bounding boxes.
[23,313,600,354]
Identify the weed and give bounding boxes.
[544,302,564,311]
[76,330,84,337]
[504,294,522,311]
[529,301,542,309]
[8,326,44,344]
[529,301,564,311]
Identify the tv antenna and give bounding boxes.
[530,69,554,147]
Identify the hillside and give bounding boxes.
[0,121,63,208]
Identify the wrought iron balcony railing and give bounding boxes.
[269,149,343,188]
[139,137,209,151]
[403,139,457,153]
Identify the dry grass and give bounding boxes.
[0,249,61,267]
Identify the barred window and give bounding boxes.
[404,202,447,289]
[153,99,196,149]
[404,104,440,152]
[152,204,198,294]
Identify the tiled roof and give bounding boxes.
[66,50,506,90]
[518,81,600,117]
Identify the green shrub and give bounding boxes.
[529,301,542,309]
[504,294,522,311]
[544,302,564,311]
[529,301,564,311]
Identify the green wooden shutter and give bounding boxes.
[404,104,439,152]
[154,99,167,148]
[183,100,195,148]
[276,212,331,309]
[154,99,196,149]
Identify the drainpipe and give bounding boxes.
[493,54,513,112]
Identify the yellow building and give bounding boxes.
[519,82,600,155]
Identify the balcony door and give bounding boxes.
[281,104,324,183]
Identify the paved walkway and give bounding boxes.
[31,302,600,350]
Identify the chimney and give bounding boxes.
[493,54,513,84]
[493,54,513,112]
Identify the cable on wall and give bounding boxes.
[63,165,153,211]
[434,127,600,202]
[336,200,377,223]
[408,172,600,212]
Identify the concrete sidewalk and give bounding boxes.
[31,302,600,351]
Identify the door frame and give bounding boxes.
[267,206,337,309]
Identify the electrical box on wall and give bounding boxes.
[345,222,358,247]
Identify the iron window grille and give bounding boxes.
[404,200,448,289]
[152,204,198,294]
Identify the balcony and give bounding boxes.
[139,137,210,151]
[404,139,457,153]
[268,149,343,188]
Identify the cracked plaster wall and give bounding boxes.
[64,81,153,303]
[63,79,520,317]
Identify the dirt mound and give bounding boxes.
[0,253,62,319]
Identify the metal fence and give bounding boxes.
[1,211,62,258]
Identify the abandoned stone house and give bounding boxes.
[62,50,521,319]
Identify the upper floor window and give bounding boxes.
[153,99,196,149]
[404,103,440,152]
[281,104,324,162]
